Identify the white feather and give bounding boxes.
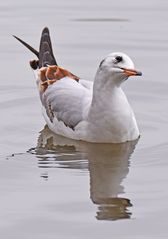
[37,52,141,143]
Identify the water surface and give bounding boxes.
[0,0,168,238]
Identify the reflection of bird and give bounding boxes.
[35,126,138,220]
[14,27,142,143]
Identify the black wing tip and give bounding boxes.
[42,27,50,34]
[13,34,39,58]
[13,27,57,67]
[12,35,20,40]
[39,26,57,67]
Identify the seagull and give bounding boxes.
[14,27,142,143]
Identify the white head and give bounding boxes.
[97,52,142,86]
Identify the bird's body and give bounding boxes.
[14,27,142,143]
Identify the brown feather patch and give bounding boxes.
[37,65,80,93]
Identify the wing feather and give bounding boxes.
[42,77,92,128]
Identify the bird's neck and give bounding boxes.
[90,70,125,109]
[86,72,139,142]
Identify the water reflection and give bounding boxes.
[32,125,138,221]
[88,143,134,220]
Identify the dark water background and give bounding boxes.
[0,0,168,238]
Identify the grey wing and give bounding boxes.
[42,78,92,129]
[79,79,93,90]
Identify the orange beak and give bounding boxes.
[122,68,142,76]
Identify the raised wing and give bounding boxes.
[39,27,57,67]
[13,27,57,69]
[14,27,93,129]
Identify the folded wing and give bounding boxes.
[43,78,92,129]
[14,27,93,129]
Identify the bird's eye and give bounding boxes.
[115,56,123,63]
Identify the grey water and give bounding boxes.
[0,0,168,238]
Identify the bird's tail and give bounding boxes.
[13,27,57,69]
